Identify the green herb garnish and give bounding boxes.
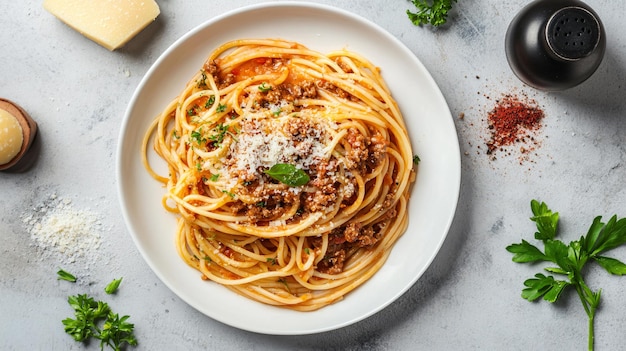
[222,190,235,198]
[210,173,220,182]
[57,269,77,282]
[264,164,310,187]
[216,103,227,113]
[187,105,199,116]
[258,82,272,92]
[205,95,215,109]
[104,278,123,295]
[196,71,208,88]
[506,199,626,351]
[190,129,206,145]
[63,294,137,351]
[208,123,235,146]
[407,0,457,27]
[413,154,421,165]
[278,278,291,293]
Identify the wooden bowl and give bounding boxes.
[0,98,40,172]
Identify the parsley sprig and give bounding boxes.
[63,294,137,351]
[60,273,137,351]
[507,200,626,350]
[407,0,457,27]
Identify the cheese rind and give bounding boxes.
[0,109,24,165]
[43,0,160,51]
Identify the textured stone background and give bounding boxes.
[1,1,625,350]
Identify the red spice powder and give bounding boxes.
[486,94,544,155]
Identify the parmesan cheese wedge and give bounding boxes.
[43,0,160,51]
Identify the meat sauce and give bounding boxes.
[200,57,392,274]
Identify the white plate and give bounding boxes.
[117,2,460,335]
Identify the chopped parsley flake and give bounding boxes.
[413,154,421,165]
[205,95,215,108]
[258,82,272,92]
[196,71,208,88]
[222,190,235,198]
[191,129,206,145]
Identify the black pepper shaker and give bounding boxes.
[505,0,606,91]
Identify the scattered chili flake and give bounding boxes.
[485,94,544,156]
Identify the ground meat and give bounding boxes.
[258,80,319,106]
[264,87,282,103]
[284,118,310,139]
[382,191,396,210]
[245,202,286,222]
[343,222,361,242]
[252,193,293,221]
[220,73,236,89]
[319,248,346,275]
[368,130,387,168]
[334,57,354,73]
[204,60,218,75]
[340,177,358,208]
[344,127,369,170]
[316,80,351,100]
[357,226,377,246]
[303,191,335,213]
[344,127,388,172]
[342,222,378,247]
[292,81,318,99]
[283,118,324,144]
[302,160,339,213]
[311,221,380,274]
[200,60,236,89]
[219,245,236,260]
[379,206,397,223]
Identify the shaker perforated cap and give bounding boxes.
[546,6,601,61]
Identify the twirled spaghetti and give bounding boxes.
[143,38,415,311]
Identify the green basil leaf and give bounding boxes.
[264,164,310,187]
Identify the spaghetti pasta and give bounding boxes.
[143,38,416,311]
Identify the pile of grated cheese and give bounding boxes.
[22,193,103,267]
[223,110,337,180]
[231,116,327,172]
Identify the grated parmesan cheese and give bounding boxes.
[21,193,104,268]
[224,112,333,183]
